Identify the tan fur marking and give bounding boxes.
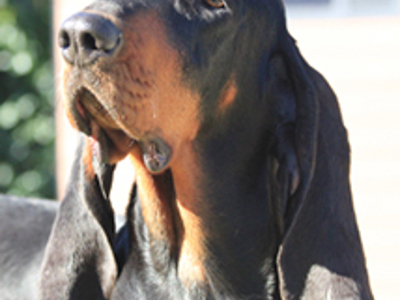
[172,143,208,284]
[218,79,238,113]
[82,139,95,179]
[129,150,175,243]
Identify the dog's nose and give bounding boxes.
[58,12,122,66]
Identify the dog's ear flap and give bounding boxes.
[278,34,319,213]
[267,34,318,228]
[39,135,118,300]
[271,34,319,299]
[273,34,373,299]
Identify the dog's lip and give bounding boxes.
[71,87,137,164]
[89,119,136,165]
[69,86,172,172]
[76,88,120,131]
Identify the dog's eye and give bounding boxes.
[204,0,225,9]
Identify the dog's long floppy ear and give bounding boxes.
[272,32,374,299]
[38,135,118,300]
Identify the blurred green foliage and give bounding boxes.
[0,0,55,199]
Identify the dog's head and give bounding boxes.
[59,0,324,297]
[58,0,299,174]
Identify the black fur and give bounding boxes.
[0,196,57,300]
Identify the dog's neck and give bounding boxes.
[128,106,281,297]
[195,110,281,294]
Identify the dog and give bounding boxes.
[2,0,375,299]
[0,195,57,300]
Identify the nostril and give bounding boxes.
[58,30,71,49]
[81,32,97,50]
[79,31,121,53]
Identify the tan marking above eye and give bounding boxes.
[204,0,225,9]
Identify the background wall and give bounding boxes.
[53,1,400,299]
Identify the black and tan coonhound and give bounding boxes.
[0,0,375,299]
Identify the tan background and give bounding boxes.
[53,2,400,298]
